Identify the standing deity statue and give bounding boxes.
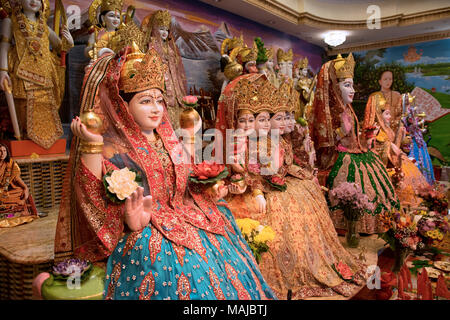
[0,0,74,149]
[293,57,316,122]
[276,48,293,80]
[141,9,188,129]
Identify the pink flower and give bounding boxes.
[182,95,198,105]
[335,262,353,280]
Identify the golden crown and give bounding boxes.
[221,35,244,55]
[151,10,171,29]
[266,47,274,60]
[334,53,355,79]
[119,43,167,93]
[289,88,300,113]
[277,48,293,63]
[294,57,308,70]
[275,80,292,113]
[232,76,277,114]
[238,42,258,64]
[101,0,122,13]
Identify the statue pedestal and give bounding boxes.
[1,139,66,157]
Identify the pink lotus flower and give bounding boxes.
[335,262,353,280]
[191,161,225,180]
[182,95,198,106]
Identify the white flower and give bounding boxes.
[105,168,139,200]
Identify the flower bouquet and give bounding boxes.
[236,218,275,264]
[182,95,199,108]
[417,184,448,215]
[328,182,375,247]
[266,175,287,192]
[416,211,449,248]
[378,210,425,272]
[331,262,354,282]
[103,167,142,204]
[189,161,229,184]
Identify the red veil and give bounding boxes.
[55,50,229,262]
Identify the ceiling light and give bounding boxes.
[324,31,346,47]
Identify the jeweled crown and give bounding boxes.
[101,0,123,13]
[277,48,293,63]
[233,76,277,114]
[238,42,258,64]
[334,53,355,79]
[151,10,171,29]
[221,35,244,55]
[119,43,167,93]
[294,57,308,70]
[266,47,274,60]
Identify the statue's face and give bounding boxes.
[279,61,293,78]
[382,109,392,125]
[338,78,355,105]
[245,61,258,74]
[266,59,274,69]
[21,0,42,13]
[102,10,121,30]
[0,146,7,161]
[283,112,293,134]
[379,71,393,91]
[301,68,308,77]
[270,111,286,134]
[128,88,164,131]
[159,26,169,41]
[236,112,255,136]
[255,111,270,135]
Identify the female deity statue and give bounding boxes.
[293,57,316,122]
[366,70,403,136]
[255,41,278,88]
[54,45,275,300]
[218,74,366,300]
[0,142,38,227]
[363,94,430,207]
[141,10,188,130]
[277,48,293,81]
[84,0,123,59]
[310,54,400,234]
[401,94,435,185]
[0,0,74,149]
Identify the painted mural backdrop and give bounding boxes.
[53,0,323,121]
[353,39,450,163]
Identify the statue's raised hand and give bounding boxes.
[71,117,103,143]
[125,187,153,231]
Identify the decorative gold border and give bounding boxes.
[327,30,450,56]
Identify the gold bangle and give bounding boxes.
[335,128,345,139]
[0,67,8,72]
[252,189,264,197]
[0,36,10,43]
[80,141,104,154]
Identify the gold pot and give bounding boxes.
[80,111,104,135]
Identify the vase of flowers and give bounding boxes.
[329,182,375,248]
[235,218,275,264]
[379,210,424,273]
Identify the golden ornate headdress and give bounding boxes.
[266,47,274,60]
[221,35,244,56]
[275,81,292,113]
[334,53,355,79]
[294,57,308,70]
[374,92,387,112]
[151,9,171,29]
[238,41,258,64]
[101,0,122,13]
[277,48,293,63]
[119,43,167,93]
[232,76,277,114]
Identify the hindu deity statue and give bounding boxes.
[54,44,275,300]
[310,53,400,234]
[0,142,38,227]
[0,0,74,149]
[141,9,188,130]
[277,48,293,81]
[216,73,367,300]
[366,69,403,134]
[257,46,278,88]
[363,92,430,207]
[293,57,316,122]
[401,93,435,185]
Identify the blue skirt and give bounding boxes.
[409,138,435,185]
[103,202,276,300]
